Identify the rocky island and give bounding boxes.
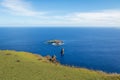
[47,40,64,46]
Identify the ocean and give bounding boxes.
[0,27,120,73]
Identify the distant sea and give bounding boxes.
[0,27,120,73]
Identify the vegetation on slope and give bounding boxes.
[0,50,120,80]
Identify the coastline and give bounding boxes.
[0,50,120,80]
[0,50,119,74]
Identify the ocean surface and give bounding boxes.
[0,27,120,73]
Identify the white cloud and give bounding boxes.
[1,0,45,16]
[31,10,120,27]
[63,10,120,26]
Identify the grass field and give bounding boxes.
[0,50,120,80]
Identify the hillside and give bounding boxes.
[0,50,120,80]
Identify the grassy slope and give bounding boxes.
[0,50,120,80]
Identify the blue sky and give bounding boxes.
[0,0,120,27]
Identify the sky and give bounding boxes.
[0,0,120,27]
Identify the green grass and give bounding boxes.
[0,50,120,80]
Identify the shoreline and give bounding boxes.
[0,49,119,75]
[0,50,120,80]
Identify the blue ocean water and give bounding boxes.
[0,27,120,73]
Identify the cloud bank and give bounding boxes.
[63,10,120,26]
